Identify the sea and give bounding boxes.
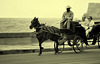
[0,18,61,33]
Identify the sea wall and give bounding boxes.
[0,32,38,45]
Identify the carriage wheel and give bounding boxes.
[54,42,64,53]
[73,36,85,53]
[97,34,100,48]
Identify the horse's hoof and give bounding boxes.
[54,52,59,55]
[38,54,41,56]
[54,53,57,55]
[38,52,42,56]
[41,47,44,49]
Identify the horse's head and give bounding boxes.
[29,17,40,29]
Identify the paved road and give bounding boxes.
[0,49,100,64]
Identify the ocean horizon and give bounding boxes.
[0,18,61,33]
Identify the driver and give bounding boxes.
[60,5,74,29]
[59,5,74,46]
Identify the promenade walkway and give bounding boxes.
[0,41,99,55]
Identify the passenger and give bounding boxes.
[81,16,95,37]
[82,13,87,22]
[82,16,86,22]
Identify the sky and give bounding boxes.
[0,0,100,19]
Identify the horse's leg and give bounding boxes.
[55,41,59,54]
[38,42,44,56]
[38,42,42,56]
[68,40,72,46]
[37,34,45,56]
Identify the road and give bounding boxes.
[0,49,100,64]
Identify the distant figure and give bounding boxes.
[60,5,74,29]
[82,13,87,21]
[81,16,95,36]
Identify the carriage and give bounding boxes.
[54,21,100,53]
[30,17,100,55]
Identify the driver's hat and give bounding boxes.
[66,5,71,9]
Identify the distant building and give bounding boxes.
[87,3,100,20]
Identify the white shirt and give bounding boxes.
[81,20,95,30]
[84,20,94,27]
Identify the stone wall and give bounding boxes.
[0,32,38,45]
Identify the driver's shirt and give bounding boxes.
[62,11,74,21]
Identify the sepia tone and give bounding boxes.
[0,0,100,64]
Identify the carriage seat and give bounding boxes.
[70,21,82,32]
[60,21,82,35]
[87,24,100,39]
[72,21,81,26]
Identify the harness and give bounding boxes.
[36,24,60,35]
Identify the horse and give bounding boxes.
[29,17,62,56]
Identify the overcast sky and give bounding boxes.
[0,0,100,19]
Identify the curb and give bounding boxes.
[0,46,99,55]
